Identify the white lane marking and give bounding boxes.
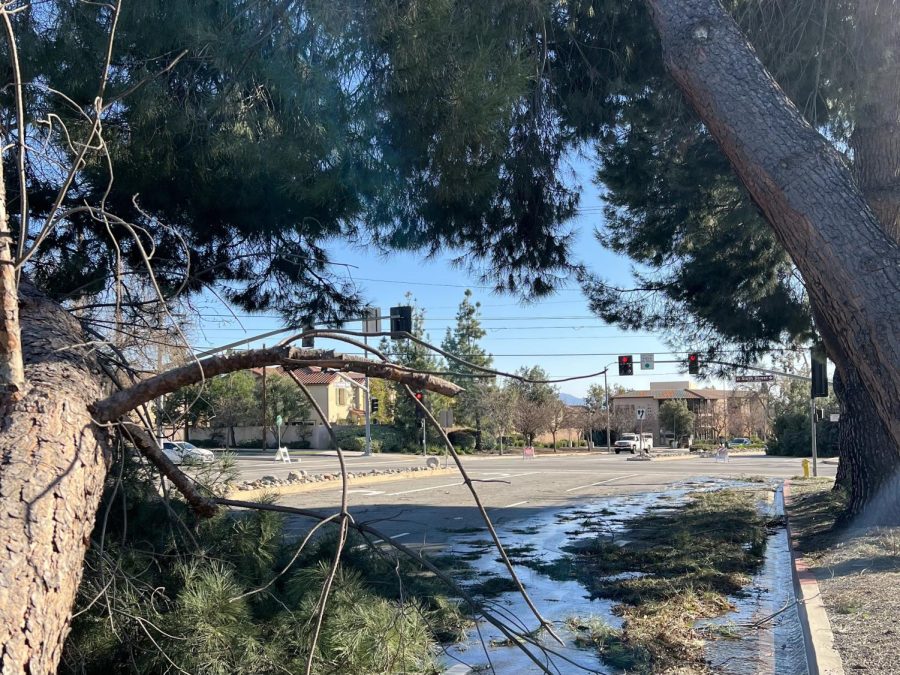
[564,473,641,492]
[385,481,464,496]
[364,532,411,546]
[503,500,529,508]
[345,489,384,496]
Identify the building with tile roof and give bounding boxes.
[610,381,767,444]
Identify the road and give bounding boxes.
[228,452,835,545]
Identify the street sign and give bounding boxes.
[640,353,655,370]
[830,413,840,423]
[301,323,315,348]
[735,374,775,383]
[275,415,283,427]
[636,408,647,420]
[363,306,381,334]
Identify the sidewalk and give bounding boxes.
[784,478,899,674]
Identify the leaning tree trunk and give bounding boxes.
[645,0,900,455]
[0,283,110,672]
[828,0,900,521]
[833,368,900,523]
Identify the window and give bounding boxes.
[336,388,346,406]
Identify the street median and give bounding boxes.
[228,465,459,501]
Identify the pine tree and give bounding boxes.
[441,290,493,449]
[380,294,444,448]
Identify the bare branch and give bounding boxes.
[118,421,217,517]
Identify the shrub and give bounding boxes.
[447,430,476,450]
[285,439,311,449]
[186,438,219,448]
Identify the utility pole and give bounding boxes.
[261,345,267,451]
[810,397,818,477]
[364,335,372,456]
[604,368,611,452]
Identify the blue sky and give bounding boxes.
[188,158,716,398]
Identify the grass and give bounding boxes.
[508,525,541,535]
[783,479,900,673]
[560,489,770,673]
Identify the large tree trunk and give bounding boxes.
[849,0,900,242]
[0,283,110,673]
[833,368,900,523]
[828,0,900,520]
[646,0,900,452]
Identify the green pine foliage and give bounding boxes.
[60,452,465,674]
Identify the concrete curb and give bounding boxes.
[783,480,845,675]
[227,467,459,501]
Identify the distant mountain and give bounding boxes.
[559,393,585,406]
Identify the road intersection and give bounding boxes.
[226,452,835,545]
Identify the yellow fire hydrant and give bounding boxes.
[802,458,810,479]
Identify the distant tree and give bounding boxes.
[257,373,311,432]
[482,381,518,455]
[509,366,558,445]
[441,290,493,449]
[658,400,695,444]
[547,399,568,451]
[369,378,396,425]
[206,372,258,448]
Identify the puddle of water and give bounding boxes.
[441,491,680,674]
[440,480,807,674]
[701,487,809,675]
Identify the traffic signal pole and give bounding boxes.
[604,368,611,453]
[810,397,818,477]
[364,335,372,456]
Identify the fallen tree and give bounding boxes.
[0,281,462,672]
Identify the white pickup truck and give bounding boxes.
[614,433,653,454]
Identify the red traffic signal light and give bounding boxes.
[414,391,424,401]
[688,353,700,374]
[618,355,633,376]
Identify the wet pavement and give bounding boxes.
[438,479,809,674]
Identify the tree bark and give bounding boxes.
[828,0,900,520]
[833,368,900,523]
[0,283,110,673]
[0,162,24,398]
[646,0,900,451]
[849,0,900,242]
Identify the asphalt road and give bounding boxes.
[231,452,836,545]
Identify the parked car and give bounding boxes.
[161,441,215,465]
[729,437,753,446]
[614,433,639,454]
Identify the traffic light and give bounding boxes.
[811,345,828,398]
[390,306,413,336]
[814,407,824,422]
[301,323,315,348]
[618,355,633,376]
[370,398,379,414]
[413,391,425,420]
[687,353,700,375]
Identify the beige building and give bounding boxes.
[610,381,767,443]
[253,366,366,426]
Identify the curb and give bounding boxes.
[227,467,459,501]
[783,480,845,675]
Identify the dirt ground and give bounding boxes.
[786,478,900,674]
